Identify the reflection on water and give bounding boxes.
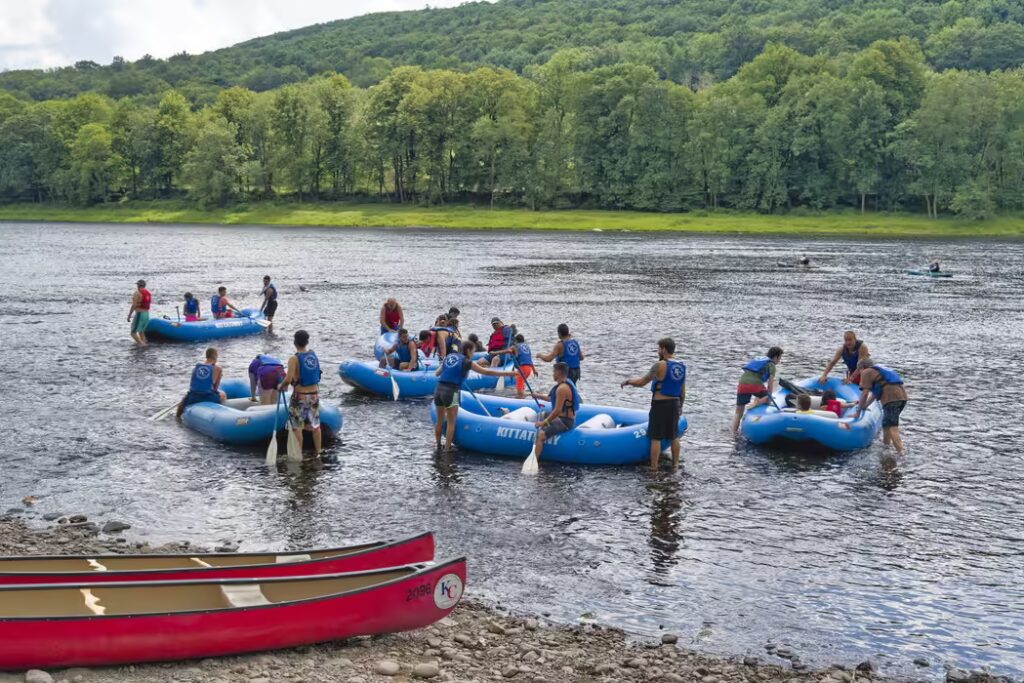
[0,222,1022,679]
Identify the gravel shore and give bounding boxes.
[0,516,1004,683]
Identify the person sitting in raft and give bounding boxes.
[856,357,908,454]
[820,389,855,417]
[380,328,420,372]
[485,317,516,367]
[620,337,686,469]
[929,260,941,273]
[528,362,580,465]
[538,323,584,384]
[182,292,201,322]
[128,279,151,346]
[465,333,485,353]
[433,340,515,452]
[819,331,870,385]
[211,286,241,319]
[248,354,285,405]
[175,347,225,421]
[447,307,461,334]
[732,346,784,435]
[380,298,404,334]
[260,276,278,329]
[508,333,535,399]
[279,330,324,459]
[433,316,458,360]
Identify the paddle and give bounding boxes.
[285,396,303,462]
[463,385,491,418]
[149,401,180,421]
[508,353,545,476]
[266,392,281,467]
[390,372,401,401]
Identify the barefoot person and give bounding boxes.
[621,337,686,469]
[856,358,908,454]
[819,331,870,385]
[260,276,278,329]
[128,279,151,345]
[538,323,584,384]
[433,341,515,451]
[529,362,580,464]
[279,330,324,459]
[732,346,784,435]
[248,354,285,405]
[175,347,226,421]
[380,298,404,334]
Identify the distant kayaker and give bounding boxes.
[175,347,225,421]
[538,324,584,384]
[856,357,908,454]
[819,331,870,384]
[248,354,285,405]
[211,286,241,319]
[381,328,420,371]
[732,346,784,435]
[529,362,580,464]
[260,276,278,329]
[620,337,686,469]
[128,279,151,346]
[485,317,515,366]
[279,330,324,459]
[929,260,941,273]
[380,298,404,334]
[433,340,515,452]
[182,292,201,322]
[799,255,810,266]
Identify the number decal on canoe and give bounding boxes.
[406,583,432,602]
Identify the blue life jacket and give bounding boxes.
[548,379,580,417]
[558,339,581,369]
[653,359,686,398]
[396,340,414,363]
[183,298,199,316]
[263,283,277,301]
[516,343,533,367]
[438,353,471,385]
[743,357,772,383]
[189,363,215,393]
[296,351,321,386]
[259,354,282,367]
[870,365,903,398]
[210,295,227,316]
[841,340,863,373]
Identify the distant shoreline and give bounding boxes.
[1,201,1022,238]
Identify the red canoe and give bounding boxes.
[0,558,466,669]
[0,532,434,585]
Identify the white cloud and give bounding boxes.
[0,0,469,71]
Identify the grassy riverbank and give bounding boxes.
[1,201,1022,237]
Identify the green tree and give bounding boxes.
[182,116,245,207]
[66,122,122,204]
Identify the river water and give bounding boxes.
[0,222,1021,678]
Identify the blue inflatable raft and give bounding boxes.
[180,379,343,445]
[740,377,881,450]
[430,392,688,466]
[147,309,267,342]
[338,359,511,399]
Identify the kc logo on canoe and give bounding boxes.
[434,573,463,610]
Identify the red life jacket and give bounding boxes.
[384,307,401,330]
[139,289,152,310]
[421,331,437,357]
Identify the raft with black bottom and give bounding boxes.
[906,269,953,278]
[430,392,688,466]
[338,359,511,399]
[147,309,267,341]
[180,378,342,445]
[740,377,881,450]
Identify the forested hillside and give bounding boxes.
[0,0,1022,219]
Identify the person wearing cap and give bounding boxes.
[128,279,151,345]
[260,276,278,329]
[485,317,515,367]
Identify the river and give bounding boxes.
[0,222,1021,679]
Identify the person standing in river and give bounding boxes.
[856,357,908,455]
[732,346,784,435]
[128,279,151,346]
[280,329,324,459]
[260,275,278,330]
[819,331,870,385]
[621,337,686,469]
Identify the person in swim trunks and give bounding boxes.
[856,357,908,454]
[260,276,278,330]
[528,362,580,464]
[732,346,783,435]
[128,279,151,345]
[175,347,225,421]
[433,340,515,452]
[280,329,324,459]
[621,337,686,469]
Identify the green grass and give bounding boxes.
[1,200,1022,237]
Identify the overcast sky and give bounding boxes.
[0,0,468,71]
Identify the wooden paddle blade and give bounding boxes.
[521,448,539,475]
[390,375,401,401]
[265,432,278,466]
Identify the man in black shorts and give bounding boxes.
[621,337,686,469]
[433,341,515,452]
[260,275,278,330]
[529,362,580,463]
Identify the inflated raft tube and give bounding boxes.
[375,331,487,362]
[180,378,342,445]
[430,392,688,466]
[740,376,881,451]
[147,309,266,342]
[338,359,510,399]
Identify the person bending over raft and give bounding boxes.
[279,330,324,459]
[433,341,516,452]
[380,298,404,334]
[128,279,151,346]
[175,347,226,421]
[621,337,686,469]
[819,331,870,385]
[248,354,285,405]
[528,362,580,464]
[211,286,241,319]
[182,292,201,322]
[260,276,278,329]
[538,324,584,384]
[485,317,515,367]
[380,328,420,371]
[856,357,908,454]
[732,346,784,435]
